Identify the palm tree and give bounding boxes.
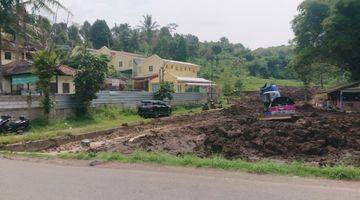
[13,0,68,60]
[138,14,159,46]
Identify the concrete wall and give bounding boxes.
[0,95,74,119]
[0,91,208,119]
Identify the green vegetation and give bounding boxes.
[292,0,360,83]
[153,82,176,101]
[0,106,144,146]
[241,76,303,91]
[33,50,59,115]
[7,151,360,180]
[0,105,202,146]
[72,52,109,115]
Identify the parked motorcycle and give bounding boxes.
[0,115,30,134]
[0,115,11,133]
[9,116,30,134]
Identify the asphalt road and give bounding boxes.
[0,158,359,200]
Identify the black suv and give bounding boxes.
[138,100,172,118]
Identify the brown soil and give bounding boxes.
[46,87,360,166]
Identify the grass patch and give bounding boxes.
[0,105,204,146]
[54,151,360,181]
[241,76,303,91]
[172,104,203,115]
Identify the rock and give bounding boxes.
[81,139,91,147]
[88,160,102,167]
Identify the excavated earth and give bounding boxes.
[47,87,360,166]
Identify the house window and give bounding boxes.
[119,61,123,68]
[4,52,11,60]
[148,65,153,72]
[63,83,70,94]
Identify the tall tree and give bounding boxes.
[51,22,68,45]
[111,23,132,51]
[73,52,109,114]
[292,0,360,81]
[14,0,67,60]
[154,27,173,59]
[129,29,140,52]
[68,24,81,47]
[79,21,91,46]
[33,15,52,48]
[0,0,16,66]
[33,50,58,116]
[292,0,331,85]
[323,0,360,81]
[90,19,111,49]
[185,34,199,58]
[139,14,159,47]
[173,34,188,61]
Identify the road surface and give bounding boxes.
[0,157,359,200]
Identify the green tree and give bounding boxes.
[153,82,175,101]
[0,0,16,66]
[90,19,111,49]
[222,82,233,97]
[112,23,132,51]
[80,21,92,46]
[33,15,52,48]
[73,52,109,115]
[129,29,140,52]
[154,27,173,58]
[292,0,360,81]
[173,34,188,61]
[139,14,159,48]
[323,0,360,81]
[68,24,81,48]
[52,22,68,45]
[33,50,58,115]
[185,34,199,58]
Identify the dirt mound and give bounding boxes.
[118,101,360,166]
[199,104,360,165]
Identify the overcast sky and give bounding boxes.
[53,0,303,49]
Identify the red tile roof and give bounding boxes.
[57,65,76,76]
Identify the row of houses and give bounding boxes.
[0,40,76,95]
[91,46,213,93]
[0,41,213,95]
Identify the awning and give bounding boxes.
[12,74,39,85]
[177,76,212,83]
[185,82,216,86]
[133,74,158,81]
